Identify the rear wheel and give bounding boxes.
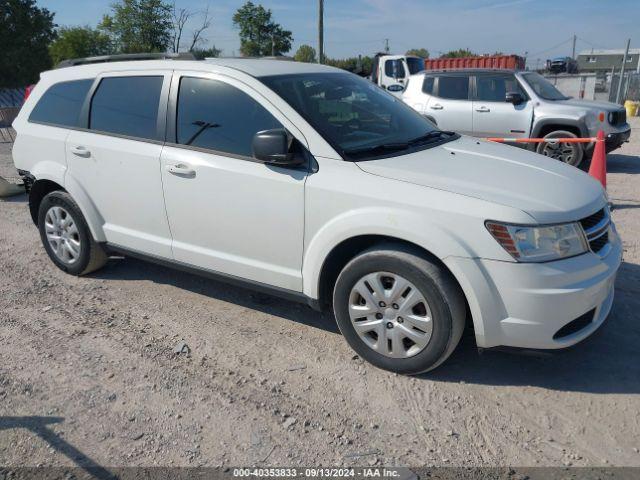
[332,244,466,375]
[38,191,108,275]
[536,130,584,168]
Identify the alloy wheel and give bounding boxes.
[44,206,81,265]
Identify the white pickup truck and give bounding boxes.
[371,54,425,96]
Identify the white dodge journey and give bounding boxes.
[11,56,622,374]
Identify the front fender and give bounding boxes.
[302,206,475,299]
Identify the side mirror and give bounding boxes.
[252,129,302,166]
[506,92,525,105]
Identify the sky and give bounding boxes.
[45,0,639,66]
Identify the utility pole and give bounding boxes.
[271,34,275,57]
[318,0,324,64]
[615,38,631,104]
[571,34,576,59]
[384,38,390,53]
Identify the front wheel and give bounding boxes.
[332,244,466,375]
[536,130,584,168]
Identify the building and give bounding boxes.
[577,49,640,73]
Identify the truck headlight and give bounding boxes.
[486,221,588,262]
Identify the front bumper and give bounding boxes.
[445,228,622,350]
[605,128,631,153]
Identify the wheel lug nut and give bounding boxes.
[392,303,399,309]
[397,317,404,323]
[379,301,386,308]
[375,313,383,320]
[386,322,394,329]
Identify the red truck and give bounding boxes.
[425,55,526,71]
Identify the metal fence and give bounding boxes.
[609,72,640,103]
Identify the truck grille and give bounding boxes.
[579,208,610,254]
[608,110,626,126]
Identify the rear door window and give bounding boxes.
[89,76,164,140]
[29,79,93,127]
[436,75,470,100]
[175,77,282,158]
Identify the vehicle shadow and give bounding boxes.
[93,256,339,334]
[426,260,640,395]
[0,192,27,203]
[607,153,640,174]
[0,416,115,479]
[97,256,640,394]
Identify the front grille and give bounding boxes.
[553,309,596,340]
[609,110,626,126]
[579,208,610,254]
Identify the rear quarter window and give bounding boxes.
[28,79,94,127]
[422,76,435,95]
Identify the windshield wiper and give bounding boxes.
[407,130,454,146]
[344,142,410,156]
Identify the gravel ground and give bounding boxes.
[1,120,639,469]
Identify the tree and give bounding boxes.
[442,48,477,58]
[325,56,373,77]
[294,44,316,63]
[406,48,429,59]
[49,26,114,65]
[99,0,173,53]
[0,0,56,88]
[191,46,221,60]
[171,4,212,53]
[232,1,292,57]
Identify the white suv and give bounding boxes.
[12,57,622,374]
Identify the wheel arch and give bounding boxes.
[531,119,587,139]
[311,234,472,333]
[29,172,106,242]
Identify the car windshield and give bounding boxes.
[521,72,569,100]
[406,57,425,74]
[260,72,455,160]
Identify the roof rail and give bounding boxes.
[55,52,196,69]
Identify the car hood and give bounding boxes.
[554,98,622,112]
[356,136,605,224]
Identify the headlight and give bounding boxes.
[486,221,588,262]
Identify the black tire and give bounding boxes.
[38,191,108,275]
[536,130,584,168]
[332,244,466,375]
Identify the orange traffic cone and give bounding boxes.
[588,130,607,189]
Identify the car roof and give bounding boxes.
[41,58,343,82]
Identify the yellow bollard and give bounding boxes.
[624,100,639,118]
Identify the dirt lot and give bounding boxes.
[1,120,639,470]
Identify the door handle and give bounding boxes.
[430,104,444,110]
[70,145,91,157]
[166,163,196,177]
[475,106,491,113]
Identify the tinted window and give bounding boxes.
[422,76,435,94]
[29,79,93,127]
[476,74,526,102]
[384,60,405,79]
[406,57,425,75]
[176,77,281,157]
[261,72,449,160]
[437,75,469,100]
[90,76,163,140]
